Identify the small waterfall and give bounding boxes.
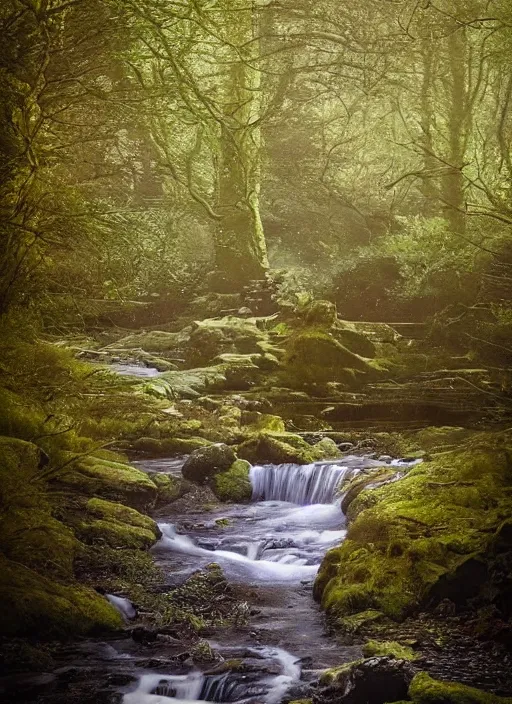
[250,462,356,505]
[124,647,301,704]
[105,594,136,621]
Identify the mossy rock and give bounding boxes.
[0,509,76,579]
[237,432,340,465]
[341,468,397,516]
[151,472,185,504]
[301,299,338,327]
[55,456,157,510]
[335,325,377,358]
[335,609,386,634]
[0,556,123,637]
[78,498,160,549]
[318,656,415,704]
[0,437,78,579]
[283,328,380,388]
[213,460,252,502]
[362,639,417,661]
[241,411,286,433]
[130,436,211,457]
[406,426,474,455]
[160,366,228,398]
[409,672,512,704]
[182,443,237,483]
[315,440,512,622]
[104,330,186,355]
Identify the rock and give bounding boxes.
[55,456,158,511]
[362,640,417,661]
[241,411,286,433]
[159,367,228,398]
[408,672,512,704]
[311,437,342,460]
[78,498,161,550]
[333,610,386,635]
[186,316,265,365]
[130,436,211,457]
[182,444,237,483]
[0,437,78,579]
[237,433,310,465]
[0,555,123,637]
[213,459,252,502]
[283,329,381,388]
[315,657,415,704]
[340,468,397,516]
[334,325,377,358]
[104,330,186,356]
[301,300,338,327]
[314,441,512,623]
[152,473,185,504]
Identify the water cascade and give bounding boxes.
[249,462,358,504]
[124,647,301,704]
[105,594,136,621]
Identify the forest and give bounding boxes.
[0,1,511,704]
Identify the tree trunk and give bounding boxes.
[443,26,467,235]
[214,2,268,289]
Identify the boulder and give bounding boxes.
[182,444,237,483]
[301,300,338,327]
[55,456,158,511]
[314,442,512,622]
[151,472,185,504]
[78,498,161,550]
[315,657,415,704]
[0,555,123,637]
[213,460,252,502]
[130,436,211,457]
[284,329,380,387]
[237,433,341,465]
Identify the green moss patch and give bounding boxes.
[362,639,417,661]
[55,455,157,510]
[213,459,252,502]
[0,556,123,637]
[409,672,512,704]
[315,439,512,622]
[78,498,160,550]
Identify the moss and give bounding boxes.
[78,498,160,550]
[362,640,417,661]
[315,440,512,623]
[105,330,185,354]
[130,435,211,456]
[160,366,228,398]
[341,468,398,516]
[1,509,76,578]
[409,673,512,704]
[283,328,380,388]
[319,659,363,685]
[237,432,340,465]
[241,411,286,433]
[335,609,386,634]
[151,472,184,504]
[0,555,123,637]
[213,459,252,502]
[55,455,157,510]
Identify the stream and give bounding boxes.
[4,455,415,704]
[115,455,410,704]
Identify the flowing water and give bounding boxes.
[113,455,408,704]
[4,455,409,704]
